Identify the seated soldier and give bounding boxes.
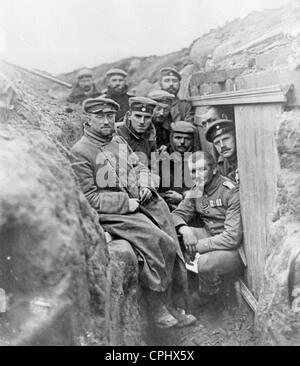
[147,90,175,151]
[67,69,101,105]
[172,151,244,300]
[71,96,196,328]
[158,121,199,211]
[116,97,157,169]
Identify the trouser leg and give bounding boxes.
[197,250,243,294]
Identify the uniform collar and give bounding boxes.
[83,126,113,146]
[204,173,221,196]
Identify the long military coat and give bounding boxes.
[71,129,186,293]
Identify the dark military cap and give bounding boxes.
[147,90,175,107]
[105,68,128,78]
[171,121,196,134]
[129,97,157,114]
[160,67,182,81]
[205,119,235,143]
[76,68,93,80]
[82,97,120,114]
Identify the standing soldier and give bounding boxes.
[102,68,132,122]
[159,67,194,123]
[147,90,175,151]
[67,69,101,105]
[205,119,238,182]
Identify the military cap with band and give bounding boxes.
[171,121,196,134]
[159,67,182,81]
[147,90,175,107]
[76,68,94,80]
[205,119,235,143]
[105,68,128,78]
[129,96,157,114]
[83,97,120,114]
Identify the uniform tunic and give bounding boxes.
[217,155,238,182]
[170,98,195,123]
[172,173,244,292]
[172,173,243,253]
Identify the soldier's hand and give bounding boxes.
[164,190,183,205]
[178,226,198,258]
[128,199,140,213]
[139,188,153,205]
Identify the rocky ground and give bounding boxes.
[147,284,255,347]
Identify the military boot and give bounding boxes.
[147,291,178,329]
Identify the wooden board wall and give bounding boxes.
[234,104,282,298]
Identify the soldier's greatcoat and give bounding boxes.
[71,128,187,293]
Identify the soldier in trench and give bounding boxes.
[67,69,101,105]
[172,151,245,302]
[205,119,239,183]
[70,96,196,328]
[159,67,195,123]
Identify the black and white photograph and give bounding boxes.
[0,0,299,349]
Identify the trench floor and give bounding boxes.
[146,292,256,346]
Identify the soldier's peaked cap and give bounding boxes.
[205,119,235,143]
[129,97,157,114]
[159,67,182,81]
[82,97,120,114]
[171,121,196,134]
[76,68,93,80]
[147,90,175,106]
[105,68,128,78]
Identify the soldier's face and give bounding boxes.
[152,105,170,123]
[107,75,126,92]
[172,132,193,153]
[200,107,220,128]
[129,111,152,134]
[188,160,216,187]
[89,112,116,137]
[78,76,93,92]
[160,76,180,96]
[213,132,236,159]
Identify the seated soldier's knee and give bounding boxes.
[197,252,218,274]
[109,239,138,268]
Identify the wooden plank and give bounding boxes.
[190,85,287,106]
[235,103,282,298]
[239,279,258,313]
[235,68,300,107]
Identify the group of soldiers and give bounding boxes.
[68,66,244,329]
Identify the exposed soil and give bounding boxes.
[147,286,256,346]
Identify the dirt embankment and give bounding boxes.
[0,63,143,346]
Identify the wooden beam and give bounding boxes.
[239,279,258,313]
[190,84,288,106]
